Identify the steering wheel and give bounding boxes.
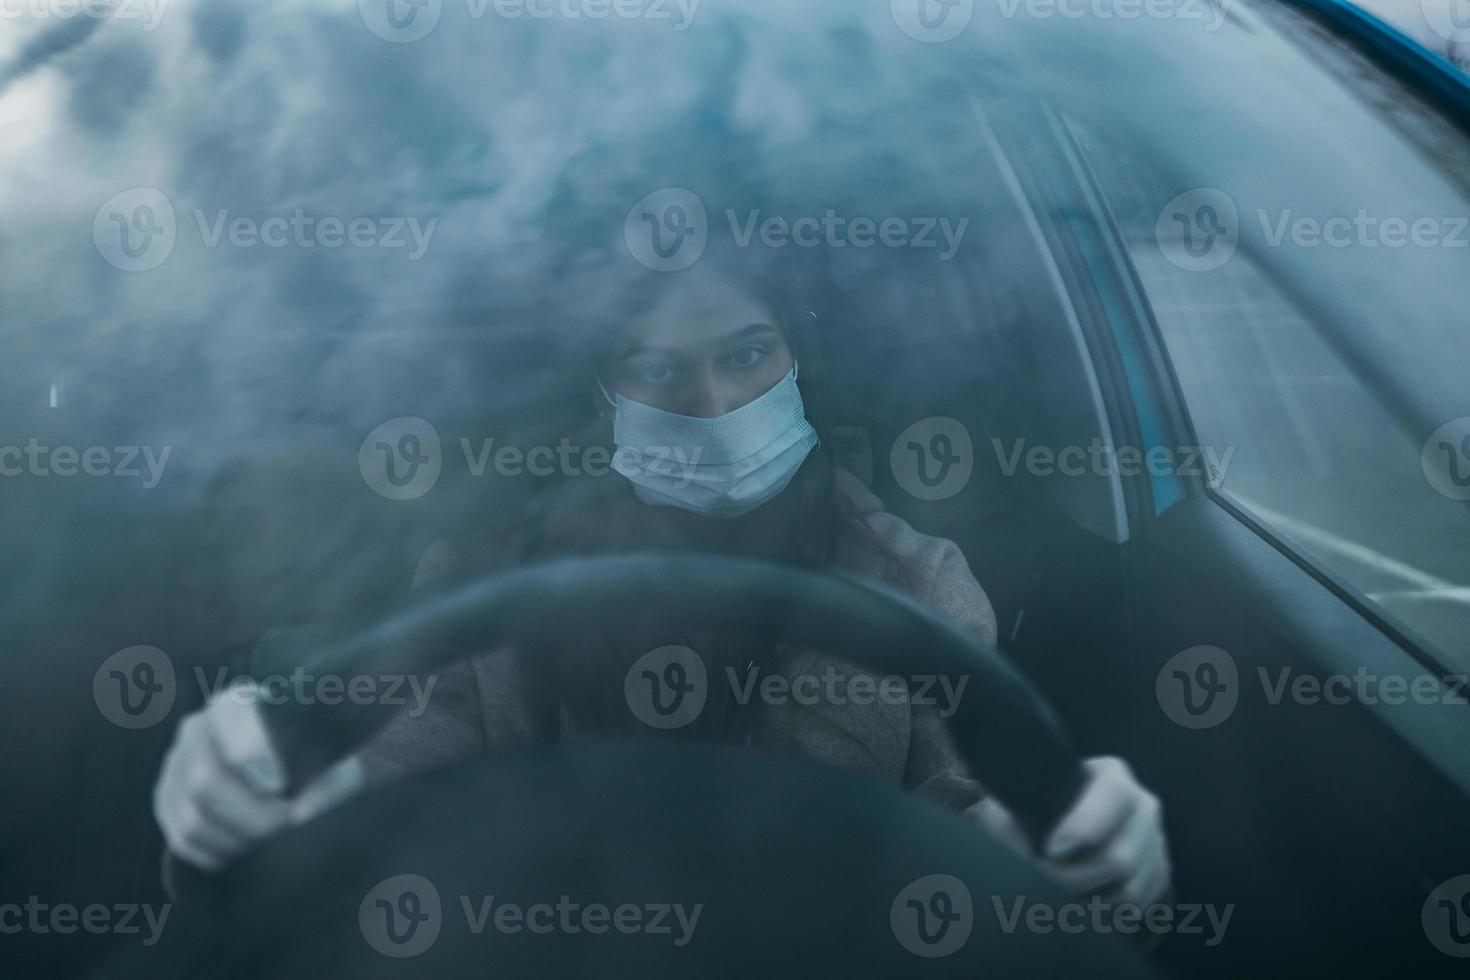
[108,554,1153,979]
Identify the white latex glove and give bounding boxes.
[972,756,1171,908]
[153,681,366,871]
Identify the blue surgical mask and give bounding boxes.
[599,366,818,518]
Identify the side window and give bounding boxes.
[1068,120,1470,670]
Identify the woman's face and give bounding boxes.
[599,268,795,418]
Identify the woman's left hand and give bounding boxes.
[972,756,1172,908]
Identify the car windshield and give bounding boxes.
[10,2,1470,977]
[6,0,1469,668]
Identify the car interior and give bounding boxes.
[6,1,1470,977]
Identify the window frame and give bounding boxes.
[1065,131,1470,686]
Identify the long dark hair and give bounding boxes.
[454,79,912,741]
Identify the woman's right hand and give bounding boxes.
[153,681,365,871]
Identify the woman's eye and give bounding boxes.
[725,345,767,369]
[637,363,676,384]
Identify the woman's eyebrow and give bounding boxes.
[616,344,678,362]
[616,323,777,361]
[719,322,779,344]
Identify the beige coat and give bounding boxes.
[358,469,999,815]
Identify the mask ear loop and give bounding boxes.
[593,373,617,410]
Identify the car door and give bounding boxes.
[1008,19,1470,977]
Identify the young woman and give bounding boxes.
[154,253,1171,911]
